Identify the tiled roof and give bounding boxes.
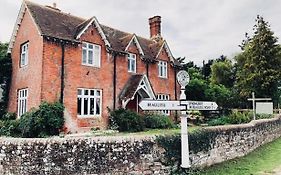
[119,74,144,101]
[24,1,179,64]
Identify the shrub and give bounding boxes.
[207,116,229,126]
[109,108,144,132]
[1,112,16,120]
[228,111,251,124]
[207,111,252,126]
[256,113,274,120]
[18,102,64,138]
[156,129,219,168]
[144,114,174,129]
[0,119,20,137]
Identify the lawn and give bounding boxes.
[198,136,281,175]
[90,126,200,137]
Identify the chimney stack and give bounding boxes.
[53,3,57,8]
[149,16,161,39]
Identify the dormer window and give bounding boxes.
[158,61,167,78]
[20,42,29,67]
[82,42,101,67]
[127,53,136,73]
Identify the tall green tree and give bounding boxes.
[210,57,235,88]
[0,42,12,116]
[235,15,281,102]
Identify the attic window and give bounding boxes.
[82,42,101,67]
[127,53,136,73]
[20,42,29,67]
[158,61,167,78]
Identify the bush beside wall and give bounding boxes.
[0,102,64,138]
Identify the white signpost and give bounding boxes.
[247,92,272,120]
[139,70,218,169]
[139,100,218,111]
[139,100,185,110]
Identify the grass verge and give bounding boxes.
[198,136,281,175]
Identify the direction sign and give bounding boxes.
[181,101,218,111]
[139,100,185,110]
[139,100,218,111]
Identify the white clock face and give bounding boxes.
[177,70,190,87]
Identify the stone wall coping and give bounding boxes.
[0,134,156,144]
[205,115,281,132]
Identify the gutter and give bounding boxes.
[60,42,65,104]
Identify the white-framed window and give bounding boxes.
[20,42,29,67]
[158,61,167,78]
[17,88,28,117]
[82,42,101,67]
[77,88,102,117]
[127,53,136,73]
[157,94,170,115]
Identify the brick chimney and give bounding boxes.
[149,16,161,39]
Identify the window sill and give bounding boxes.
[20,65,28,68]
[77,115,101,119]
[128,70,137,74]
[158,76,168,79]
[81,64,101,68]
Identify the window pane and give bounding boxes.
[78,89,82,95]
[94,46,100,66]
[96,98,101,115]
[89,44,93,49]
[84,98,88,115]
[128,59,131,71]
[88,50,93,64]
[132,60,135,72]
[77,97,82,115]
[90,90,95,96]
[21,53,25,65]
[84,90,88,95]
[82,49,87,64]
[96,90,100,96]
[90,98,95,115]
[82,43,87,48]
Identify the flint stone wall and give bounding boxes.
[0,116,280,174]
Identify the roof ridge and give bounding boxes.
[100,24,131,35]
[25,0,85,21]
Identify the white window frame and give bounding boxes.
[20,42,29,67]
[127,53,136,73]
[158,61,168,78]
[17,88,28,117]
[77,88,102,117]
[82,42,101,67]
[156,94,170,115]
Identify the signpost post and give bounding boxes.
[177,70,190,169]
[247,92,272,120]
[138,70,218,169]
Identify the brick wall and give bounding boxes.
[8,9,43,114]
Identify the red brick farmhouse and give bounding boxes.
[8,1,182,132]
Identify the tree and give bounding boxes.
[0,42,12,117]
[235,15,281,102]
[210,57,235,88]
[202,59,214,79]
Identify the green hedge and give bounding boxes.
[0,102,64,138]
[156,129,219,173]
[109,108,145,132]
[144,114,175,129]
[207,111,252,126]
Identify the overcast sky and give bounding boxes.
[1,0,281,66]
